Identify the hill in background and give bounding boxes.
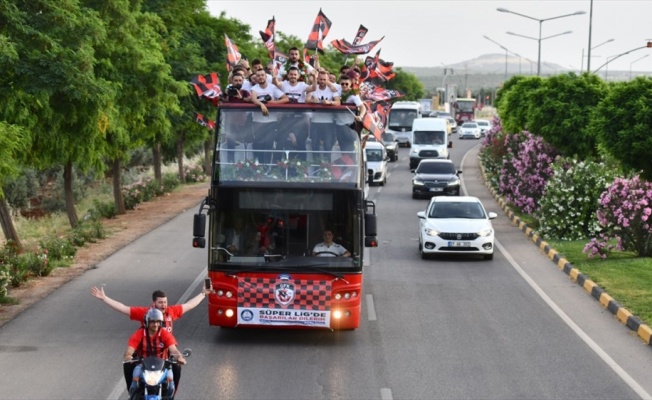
[402,53,637,95]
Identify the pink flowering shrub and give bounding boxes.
[498,131,558,214]
[584,175,652,258]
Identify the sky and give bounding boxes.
[205,0,652,74]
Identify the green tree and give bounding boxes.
[83,0,185,214]
[1,0,112,228]
[589,77,652,179]
[496,75,544,134]
[526,72,606,159]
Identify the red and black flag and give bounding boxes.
[360,49,396,82]
[302,47,317,67]
[352,24,368,46]
[330,36,384,55]
[190,73,221,105]
[195,113,216,130]
[304,9,332,53]
[259,16,276,60]
[359,82,404,102]
[361,102,385,143]
[375,57,396,81]
[224,33,241,72]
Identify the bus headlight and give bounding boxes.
[333,310,342,319]
[225,309,234,318]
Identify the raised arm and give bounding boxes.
[180,284,212,314]
[91,286,130,316]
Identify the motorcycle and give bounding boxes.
[125,348,191,400]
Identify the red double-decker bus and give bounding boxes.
[453,97,476,127]
[192,102,377,330]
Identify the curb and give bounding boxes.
[481,166,652,347]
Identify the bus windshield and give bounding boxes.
[388,110,418,130]
[216,106,361,186]
[210,187,361,271]
[456,100,475,113]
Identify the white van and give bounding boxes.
[386,101,422,147]
[409,118,452,170]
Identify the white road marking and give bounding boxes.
[366,294,377,321]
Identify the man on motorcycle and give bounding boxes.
[91,285,210,390]
[124,308,186,398]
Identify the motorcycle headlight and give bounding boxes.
[143,370,165,386]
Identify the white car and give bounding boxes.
[475,119,492,136]
[459,122,481,139]
[417,196,497,260]
[365,141,388,186]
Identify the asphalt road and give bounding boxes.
[0,133,651,400]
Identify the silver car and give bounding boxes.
[459,122,481,139]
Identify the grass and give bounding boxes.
[543,239,652,326]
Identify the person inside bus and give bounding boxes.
[223,217,248,254]
[312,228,351,257]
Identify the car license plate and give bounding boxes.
[429,188,443,192]
[448,241,470,247]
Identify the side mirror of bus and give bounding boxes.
[193,214,206,248]
[365,213,377,237]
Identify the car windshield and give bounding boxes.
[381,132,395,142]
[414,130,446,145]
[462,123,477,128]
[429,202,486,219]
[366,149,383,161]
[417,162,455,174]
[477,121,489,126]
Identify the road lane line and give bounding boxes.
[366,294,377,321]
[496,240,651,399]
[380,387,393,400]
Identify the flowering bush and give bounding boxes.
[538,158,619,240]
[183,164,207,183]
[498,131,558,214]
[479,117,507,189]
[220,159,266,181]
[584,175,652,258]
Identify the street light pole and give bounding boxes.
[581,38,614,72]
[594,45,651,74]
[497,8,585,76]
[483,35,510,80]
[506,30,573,74]
[629,54,649,80]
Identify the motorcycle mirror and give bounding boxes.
[182,348,192,357]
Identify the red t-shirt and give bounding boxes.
[127,327,177,359]
[130,305,183,333]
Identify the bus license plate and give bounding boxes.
[429,188,443,192]
[448,241,470,247]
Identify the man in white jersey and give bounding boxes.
[273,67,317,159]
[306,70,340,161]
[312,228,351,257]
[335,74,366,152]
[250,68,288,164]
[277,47,316,81]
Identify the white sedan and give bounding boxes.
[475,119,492,136]
[417,196,497,260]
[365,141,388,186]
[459,122,481,139]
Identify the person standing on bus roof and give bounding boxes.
[250,67,289,164]
[307,70,340,161]
[313,228,351,257]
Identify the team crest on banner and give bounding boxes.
[274,274,295,306]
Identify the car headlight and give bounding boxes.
[424,228,440,237]
[447,178,460,186]
[478,228,493,237]
[413,179,424,186]
[409,148,418,156]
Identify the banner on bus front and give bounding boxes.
[236,274,333,328]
